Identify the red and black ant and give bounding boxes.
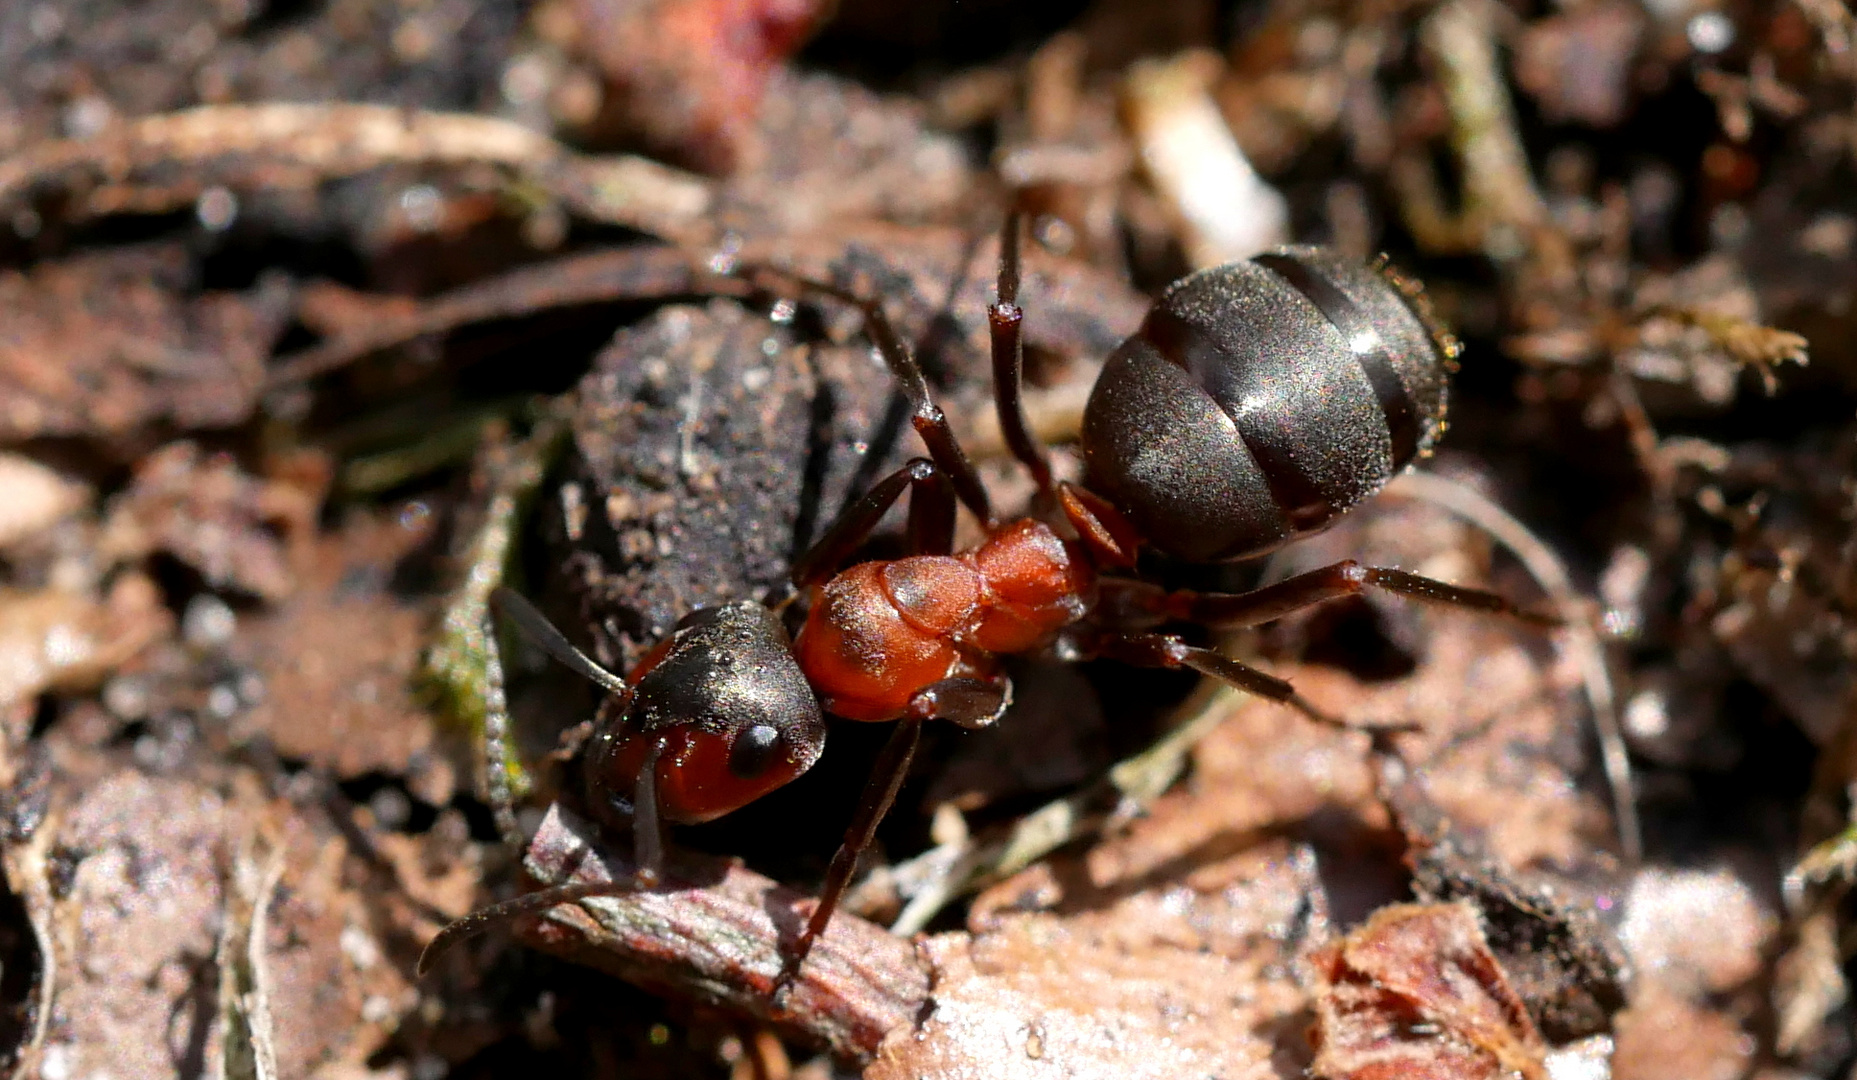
[418,213,1552,992]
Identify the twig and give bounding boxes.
[1398,0,1575,284]
[421,407,570,821]
[504,805,928,1064]
[888,676,1236,935]
[0,706,55,1080]
[268,246,711,386]
[1,810,58,1080]
[1121,50,1288,266]
[0,103,714,241]
[218,834,286,1080]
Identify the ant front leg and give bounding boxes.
[418,591,666,978]
[772,668,1012,996]
[486,590,677,872]
[776,676,1010,1000]
[987,209,1055,494]
[417,734,672,979]
[416,738,670,977]
[774,714,923,998]
[739,264,996,526]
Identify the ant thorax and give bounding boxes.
[792,519,1092,723]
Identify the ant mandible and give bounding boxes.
[418,213,1553,994]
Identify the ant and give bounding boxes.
[418,213,1553,994]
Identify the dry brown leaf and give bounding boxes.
[0,247,286,444]
[233,509,452,798]
[0,576,169,711]
[102,442,317,604]
[1308,902,1548,1080]
[874,838,1322,1080]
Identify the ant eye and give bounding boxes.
[728,724,783,778]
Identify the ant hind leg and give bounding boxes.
[1151,560,1560,631]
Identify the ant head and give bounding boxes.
[588,602,827,825]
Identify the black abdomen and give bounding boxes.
[1081,246,1452,563]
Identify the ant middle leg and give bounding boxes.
[775,455,1012,994]
[1080,629,1369,730]
[788,457,957,590]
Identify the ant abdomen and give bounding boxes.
[1081,246,1456,564]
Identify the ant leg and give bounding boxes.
[422,595,665,979]
[1084,630,1412,732]
[771,669,1006,994]
[1111,561,1560,630]
[419,875,634,975]
[630,740,667,887]
[988,210,1054,493]
[775,458,972,995]
[790,458,955,589]
[416,859,658,976]
[906,674,1011,729]
[775,716,924,997]
[741,266,994,525]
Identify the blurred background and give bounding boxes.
[0,0,1853,1077]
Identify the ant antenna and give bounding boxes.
[491,588,631,698]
